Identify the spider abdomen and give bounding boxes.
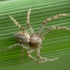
[14,31,30,44]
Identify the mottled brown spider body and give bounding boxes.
[29,34,42,48]
[1,9,70,63]
[14,31,42,48]
[14,31,30,44]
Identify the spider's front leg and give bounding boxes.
[26,49,40,63]
[41,26,70,37]
[37,14,70,35]
[36,47,58,63]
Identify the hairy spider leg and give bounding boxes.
[37,14,70,35]
[9,15,25,31]
[26,48,58,63]
[37,58,58,63]
[0,44,25,63]
[19,44,27,63]
[26,49,39,63]
[36,47,58,63]
[41,26,70,37]
[20,48,24,63]
[0,44,22,52]
[27,9,35,34]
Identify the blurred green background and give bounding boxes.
[0,0,70,69]
[0,56,70,70]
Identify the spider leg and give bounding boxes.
[20,44,26,63]
[37,14,70,35]
[38,58,58,63]
[41,26,70,37]
[9,15,25,31]
[26,49,39,63]
[0,43,21,53]
[20,48,24,63]
[36,47,58,63]
[27,9,35,34]
[36,47,44,60]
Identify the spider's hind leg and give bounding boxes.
[20,44,26,63]
[0,44,21,53]
[9,15,25,31]
[20,48,24,63]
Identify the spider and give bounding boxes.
[1,9,70,64]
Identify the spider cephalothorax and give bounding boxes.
[1,9,70,63]
[29,34,42,48]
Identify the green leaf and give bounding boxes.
[0,0,70,67]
